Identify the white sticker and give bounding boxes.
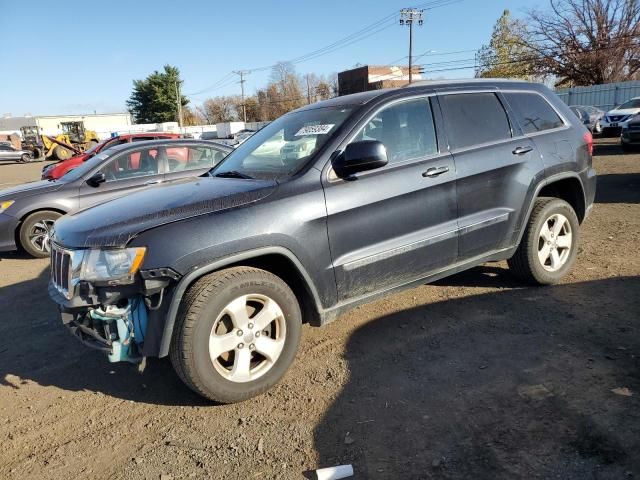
[295,124,335,136]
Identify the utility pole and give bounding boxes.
[175,80,183,128]
[305,74,312,104]
[233,70,250,123]
[399,8,424,84]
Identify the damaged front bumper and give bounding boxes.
[49,267,180,363]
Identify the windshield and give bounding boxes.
[210,106,353,179]
[617,99,640,109]
[84,139,108,154]
[59,151,112,182]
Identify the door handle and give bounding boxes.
[422,166,450,178]
[512,146,533,155]
[144,180,161,185]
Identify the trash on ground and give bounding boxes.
[315,464,354,480]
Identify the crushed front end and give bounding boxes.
[49,242,179,363]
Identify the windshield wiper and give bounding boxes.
[214,170,253,179]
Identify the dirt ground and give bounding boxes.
[0,139,639,480]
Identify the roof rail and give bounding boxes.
[403,78,530,88]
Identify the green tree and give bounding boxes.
[476,10,533,79]
[126,65,188,123]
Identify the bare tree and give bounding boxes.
[200,97,238,124]
[523,0,640,86]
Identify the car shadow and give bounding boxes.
[313,276,640,479]
[596,173,640,204]
[0,268,209,407]
[593,141,623,156]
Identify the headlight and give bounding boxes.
[80,247,146,284]
[0,200,15,214]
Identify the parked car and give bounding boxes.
[41,132,181,180]
[0,139,231,257]
[570,105,604,134]
[621,115,640,151]
[0,143,33,163]
[48,80,595,404]
[600,97,640,136]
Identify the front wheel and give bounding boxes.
[170,267,302,403]
[18,210,62,258]
[19,153,30,163]
[508,198,580,285]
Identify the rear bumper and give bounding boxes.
[0,213,19,252]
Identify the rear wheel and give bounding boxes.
[508,198,579,285]
[19,153,30,163]
[18,210,62,258]
[170,267,302,403]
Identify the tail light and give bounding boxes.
[584,131,593,156]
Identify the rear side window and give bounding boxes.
[503,92,564,134]
[352,97,438,164]
[439,93,511,150]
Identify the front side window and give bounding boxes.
[103,146,160,181]
[167,146,228,172]
[211,106,353,180]
[439,92,512,150]
[503,92,564,134]
[351,98,438,164]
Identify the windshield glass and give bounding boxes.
[59,151,112,182]
[210,106,353,179]
[617,99,640,109]
[84,139,108,154]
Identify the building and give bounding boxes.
[338,65,423,96]
[0,112,133,140]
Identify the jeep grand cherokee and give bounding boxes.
[49,80,596,403]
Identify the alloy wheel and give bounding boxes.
[28,219,55,254]
[537,213,572,272]
[209,294,286,383]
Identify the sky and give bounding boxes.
[0,0,538,116]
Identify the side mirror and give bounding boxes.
[86,171,106,187]
[333,140,388,178]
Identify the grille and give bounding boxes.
[51,244,72,299]
[607,115,628,123]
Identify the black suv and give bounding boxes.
[49,80,596,403]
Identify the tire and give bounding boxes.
[508,198,580,285]
[594,121,602,134]
[18,210,62,258]
[170,266,302,403]
[54,146,72,160]
[19,153,30,163]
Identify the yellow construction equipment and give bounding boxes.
[39,121,100,160]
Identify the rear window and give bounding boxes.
[503,92,564,134]
[439,93,512,150]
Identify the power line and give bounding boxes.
[185,0,468,96]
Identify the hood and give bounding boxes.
[606,108,640,116]
[52,176,278,248]
[0,179,62,201]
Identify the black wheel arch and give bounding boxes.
[157,246,324,358]
[514,172,587,250]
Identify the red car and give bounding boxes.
[41,132,180,180]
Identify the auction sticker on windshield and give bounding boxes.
[295,124,334,136]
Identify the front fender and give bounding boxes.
[156,246,324,358]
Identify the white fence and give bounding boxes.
[556,80,640,110]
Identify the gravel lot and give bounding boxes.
[0,139,639,480]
